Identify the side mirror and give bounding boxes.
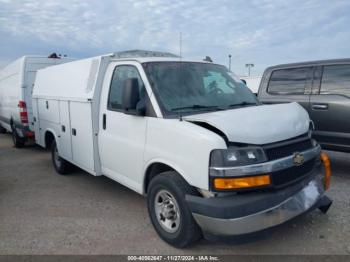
[122,78,142,115]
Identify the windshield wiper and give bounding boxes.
[227,101,258,108]
[171,105,220,112]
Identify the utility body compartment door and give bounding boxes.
[70,101,95,173]
[58,101,72,160]
[37,99,60,123]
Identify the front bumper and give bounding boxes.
[186,170,331,236]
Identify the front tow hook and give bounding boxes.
[318,196,333,214]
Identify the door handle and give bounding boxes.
[312,103,328,110]
[103,114,106,130]
[72,128,77,136]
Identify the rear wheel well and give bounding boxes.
[45,131,55,149]
[144,163,175,194]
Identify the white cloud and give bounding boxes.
[0,0,349,75]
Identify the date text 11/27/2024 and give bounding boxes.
[127,255,219,261]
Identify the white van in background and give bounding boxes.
[240,75,262,94]
[32,50,332,247]
[0,54,73,147]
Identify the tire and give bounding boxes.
[11,125,25,148]
[51,140,71,175]
[0,125,6,134]
[147,171,202,248]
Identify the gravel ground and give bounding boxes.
[0,133,349,255]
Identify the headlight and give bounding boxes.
[209,147,268,178]
[210,147,267,168]
[209,147,270,190]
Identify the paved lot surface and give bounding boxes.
[0,133,350,255]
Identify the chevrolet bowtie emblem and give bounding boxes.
[293,152,304,166]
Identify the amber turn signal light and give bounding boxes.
[214,175,271,190]
[320,152,331,190]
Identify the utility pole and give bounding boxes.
[228,55,232,71]
[245,63,254,76]
[179,32,182,59]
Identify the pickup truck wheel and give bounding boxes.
[147,172,202,248]
[51,140,71,175]
[11,125,25,148]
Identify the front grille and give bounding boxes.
[271,158,316,187]
[264,138,313,161]
[262,135,316,188]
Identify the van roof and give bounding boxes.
[267,58,350,70]
[111,57,212,63]
[12,55,71,60]
[23,55,62,58]
[111,50,179,59]
[106,50,212,64]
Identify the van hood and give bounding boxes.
[183,102,310,145]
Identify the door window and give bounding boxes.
[321,65,350,96]
[108,65,145,111]
[267,67,313,94]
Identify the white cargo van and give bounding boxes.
[0,55,73,147]
[32,50,332,247]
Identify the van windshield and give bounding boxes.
[142,62,258,116]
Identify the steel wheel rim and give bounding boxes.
[154,189,181,233]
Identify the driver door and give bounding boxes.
[98,62,148,193]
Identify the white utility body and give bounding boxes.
[32,50,332,247]
[0,55,73,147]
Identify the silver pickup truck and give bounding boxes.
[258,58,350,153]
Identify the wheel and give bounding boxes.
[0,125,6,134]
[11,125,25,148]
[51,140,71,175]
[147,171,202,248]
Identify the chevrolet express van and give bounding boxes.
[32,50,332,247]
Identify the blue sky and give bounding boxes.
[0,0,349,75]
